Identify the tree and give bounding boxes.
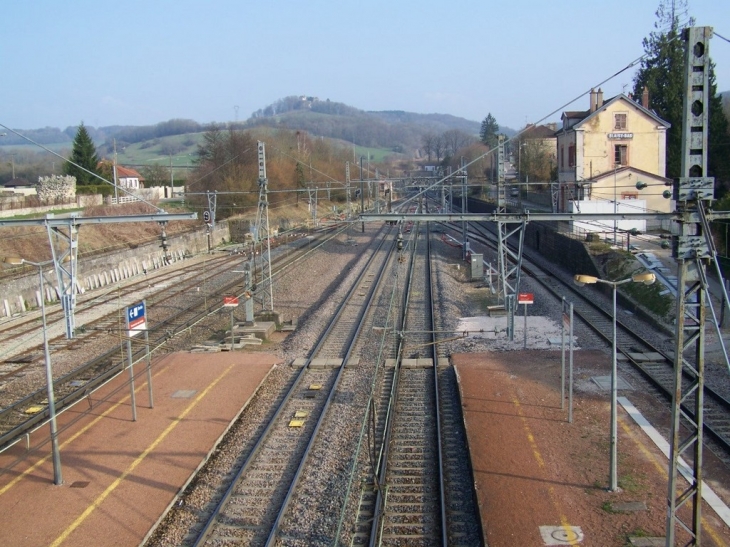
[432,135,446,163]
[421,133,437,162]
[479,113,499,149]
[63,123,100,186]
[632,1,730,187]
[141,163,171,187]
[442,129,476,158]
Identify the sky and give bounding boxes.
[2,0,729,133]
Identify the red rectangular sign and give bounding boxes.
[517,293,534,304]
[223,296,239,307]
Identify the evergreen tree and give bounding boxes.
[479,113,499,149]
[632,1,730,188]
[63,123,99,186]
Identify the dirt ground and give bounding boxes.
[453,349,730,547]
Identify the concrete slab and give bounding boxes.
[308,358,342,369]
[628,538,666,546]
[237,321,276,341]
[591,375,634,391]
[610,501,647,512]
[402,359,432,369]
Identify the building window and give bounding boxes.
[568,145,575,167]
[614,113,628,130]
[614,144,628,166]
[622,192,638,199]
[560,145,564,168]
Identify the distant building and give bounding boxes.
[115,166,144,189]
[1,178,36,196]
[556,88,672,232]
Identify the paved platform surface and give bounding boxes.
[454,350,730,547]
[0,352,279,547]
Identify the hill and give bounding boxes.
[1,97,491,154]
[245,96,491,154]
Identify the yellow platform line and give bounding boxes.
[512,396,579,545]
[0,363,173,497]
[620,416,728,547]
[50,363,235,547]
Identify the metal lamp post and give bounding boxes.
[573,271,656,491]
[3,257,63,485]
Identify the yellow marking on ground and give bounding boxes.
[0,366,169,497]
[512,397,544,468]
[513,399,576,545]
[50,363,235,547]
[621,418,729,547]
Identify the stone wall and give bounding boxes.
[0,194,103,218]
[1,221,230,319]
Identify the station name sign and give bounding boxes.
[127,301,146,337]
[607,132,633,140]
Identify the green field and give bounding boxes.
[115,133,205,167]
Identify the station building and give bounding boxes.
[556,88,673,234]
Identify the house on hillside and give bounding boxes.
[115,166,144,189]
[556,88,672,233]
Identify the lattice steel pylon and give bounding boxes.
[666,26,714,547]
[495,136,525,315]
[253,141,274,312]
[460,158,469,260]
[47,219,80,339]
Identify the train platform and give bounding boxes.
[454,350,730,547]
[0,352,280,547]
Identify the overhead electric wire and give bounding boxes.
[0,123,164,213]
[714,30,730,44]
[398,51,653,209]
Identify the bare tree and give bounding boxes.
[433,135,446,163]
[421,133,437,162]
[442,129,476,157]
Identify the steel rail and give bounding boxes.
[193,224,395,546]
[463,218,730,455]
[367,220,448,546]
[0,228,347,452]
[264,226,397,546]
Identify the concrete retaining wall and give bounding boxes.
[465,197,599,278]
[1,221,230,319]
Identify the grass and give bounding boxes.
[2,207,85,220]
[599,249,675,320]
[353,145,401,163]
[618,471,647,493]
[116,133,203,167]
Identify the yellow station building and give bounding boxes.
[556,88,672,234]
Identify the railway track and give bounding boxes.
[462,216,730,457]
[354,219,483,547]
[192,223,397,546]
[0,227,347,452]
